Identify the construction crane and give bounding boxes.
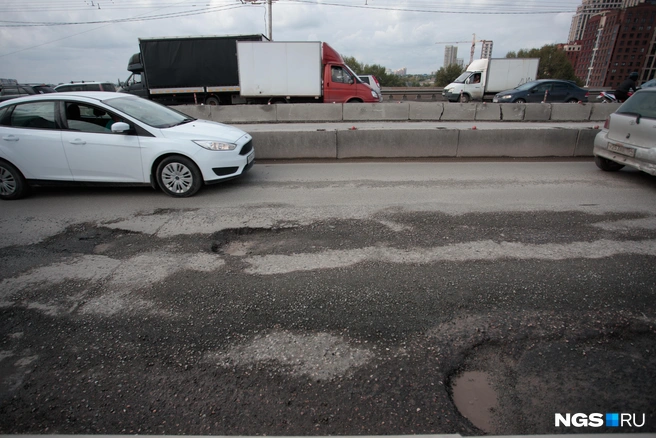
[435,34,487,65]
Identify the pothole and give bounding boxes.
[451,370,499,433]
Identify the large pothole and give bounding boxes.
[451,370,499,433]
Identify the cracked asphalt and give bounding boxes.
[0,161,655,435]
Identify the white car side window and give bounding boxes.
[11,102,57,129]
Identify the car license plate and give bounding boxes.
[607,142,635,157]
[247,151,254,164]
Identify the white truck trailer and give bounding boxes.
[442,58,540,102]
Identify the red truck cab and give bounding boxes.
[321,43,382,103]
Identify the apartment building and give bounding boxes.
[444,45,458,67]
[569,0,624,42]
[575,2,656,87]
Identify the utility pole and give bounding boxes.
[267,0,273,40]
[242,0,275,40]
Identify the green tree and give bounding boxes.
[506,45,581,85]
[434,64,465,87]
[342,55,405,87]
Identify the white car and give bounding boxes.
[358,75,382,96]
[593,87,656,176]
[0,92,254,199]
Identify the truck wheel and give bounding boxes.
[594,156,625,172]
[205,97,220,106]
[156,156,203,197]
[0,160,28,200]
[460,94,471,103]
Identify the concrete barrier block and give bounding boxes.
[500,103,525,121]
[574,128,600,156]
[343,103,410,121]
[475,103,501,121]
[172,105,212,119]
[590,103,621,121]
[441,103,476,121]
[249,130,337,159]
[409,102,444,121]
[337,129,459,158]
[457,129,579,157]
[276,103,343,122]
[550,103,593,121]
[209,105,277,123]
[524,103,552,121]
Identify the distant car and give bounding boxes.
[0,92,254,200]
[0,84,55,102]
[54,81,117,92]
[358,75,382,95]
[640,78,656,89]
[493,79,589,103]
[593,87,656,176]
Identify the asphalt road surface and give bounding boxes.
[1,160,655,435]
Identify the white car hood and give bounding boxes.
[160,119,250,143]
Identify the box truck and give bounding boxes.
[120,34,267,105]
[120,35,381,105]
[442,58,540,102]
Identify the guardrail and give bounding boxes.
[380,87,607,102]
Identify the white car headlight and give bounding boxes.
[371,90,379,99]
[193,140,237,151]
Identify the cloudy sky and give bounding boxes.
[0,0,581,85]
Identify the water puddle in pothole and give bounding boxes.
[451,371,499,433]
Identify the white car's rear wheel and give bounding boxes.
[0,161,28,200]
[594,155,625,172]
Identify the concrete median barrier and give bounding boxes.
[276,103,343,122]
[336,129,459,159]
[574,128,601,156]
[457,128,580,157]
[250,130,337,159]
[474,103,502,121]
[550,103,593,121]
[343,103,410,121]
[174,102,620,123]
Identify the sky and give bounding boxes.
[0,0,582,85]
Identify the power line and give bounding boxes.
[0,3,247,27]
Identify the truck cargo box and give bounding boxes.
[484,58,539,93]
[139,34,266,89]
[237,41,322,97]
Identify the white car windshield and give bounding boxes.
[103,96,194,128]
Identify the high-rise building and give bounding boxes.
[574,2,656,87]
[568,0,623,42]
[480,40,493,59]
[444,45,458,67]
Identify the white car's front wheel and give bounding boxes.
[156,156,202,197]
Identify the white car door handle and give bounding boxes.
[69,139,86,145]
[2,135,19,141]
